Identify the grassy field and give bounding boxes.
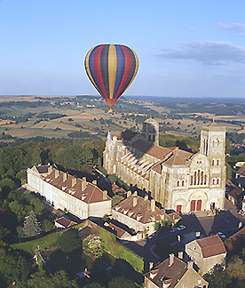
[94,224,144,272]
[12,221,144,273]
[12,230,62,253]
[0,96,244,140]
[11,221,87,253]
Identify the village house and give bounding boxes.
[104,220,135,241]
[27,165,112,219]
[55,216,78,229]
[112,192,178,240]
[226,181,244,207]
[144,253,208,288]
[225,226,245,253]
[185,235,227,275]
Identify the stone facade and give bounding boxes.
[27,165,111,219]
[185,235,227,275]
[103,119,226,213]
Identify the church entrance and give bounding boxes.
[190,200,202,212]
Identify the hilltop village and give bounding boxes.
[20,118,245,288]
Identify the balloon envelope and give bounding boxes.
[84,44,139,109]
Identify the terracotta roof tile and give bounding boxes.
[226,182,243,199]
[36,166,110,204]
[163,148,193,166]
[197,235,226,258]
[130,139,175,160]
[145,256,187,288]
[55,217,77,228]
[113,195,171,224]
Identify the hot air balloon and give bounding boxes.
[84,44,139,111]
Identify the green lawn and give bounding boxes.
[95,225,144,273]
[12,220,144,273]
[12,230,62,253]
[12,221,88,253]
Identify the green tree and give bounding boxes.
[57,229,81,253]
[84,283,105,288]
[108,276,136,288]
[23,210,42,238]
[16,271,78,288]
[226,256,245,280]
[0,244,32,286]
[204,265,232,288]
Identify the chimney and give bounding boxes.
[63,172,68,182]
[92,180,97,185]
[103,190,107,200]
[239,221,243,229]
[149,262,154,270]
[82,179,87,191]
[178,251,183,259]
[48,166,52,174]
[168,254,174,267]
[151,199,155,212]
[187,261,193,270]
[195,231,201,239]
[54,169,59,179]
[72,177,77,187]
[133,196,138,207]
[177,235,181,242]
[127,191,132,198]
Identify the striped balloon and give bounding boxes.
[84,44,139,109]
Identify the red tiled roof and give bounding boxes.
[130,139,175,160]
[163,148,193,166]
[36,166,110,204]
[226,182,243,199]
[145,256,187,288]
[225,227,245,252]
[197,235,226,258]
[113,195,170,224]
[55,217,77,228]
[107,222,127,238]
[151,163,162,174]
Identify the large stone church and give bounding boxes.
[103,119,226,213]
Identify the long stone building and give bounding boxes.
[27,165,111,219]
[103,119,226,213]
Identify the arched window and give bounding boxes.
[217,178,220,185]
[190,175,193,185]
[212,159,215,166]
[194,171,197,185]
[197,170,200,185]
[204,175,207,185]
[201,171,204,185]
[182,180,184,186]
[205,139,208,155]
[217,159,220,166]
[177,181,180,187]
[212,178,216,185]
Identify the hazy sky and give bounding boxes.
[1,0,245,97]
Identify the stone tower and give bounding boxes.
[142,118,160,146]
[200,125,226,208]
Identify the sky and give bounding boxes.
[0,0,245,98]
